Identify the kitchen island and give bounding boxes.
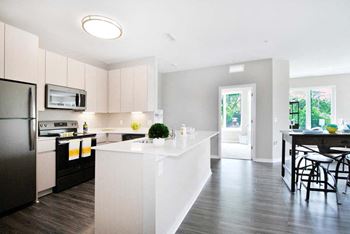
[93,131,218,234]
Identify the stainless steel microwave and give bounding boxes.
[45,84,86,111]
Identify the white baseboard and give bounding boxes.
[210,155,220,159]
[254,158,281,163]
[167,171,212,234]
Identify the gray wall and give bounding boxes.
[160,59,276,160]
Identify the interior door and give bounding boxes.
[0,119,36,213]
[0,80,36,118]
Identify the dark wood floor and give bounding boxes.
[1,159,350,234]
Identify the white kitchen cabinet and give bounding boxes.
[4,24,38,84]
[133,65,148,111]
[37,139,56,196]
[68,58,85,89]
[46,51,67,86]
[108,69,121,113]
[120,67,134,112]
[96,68,108,113]
[107,133,122,142]
[85,64,97,112]
[37,48,46,111]
[0,21,4,78]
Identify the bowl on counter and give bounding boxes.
[326,124,338,134]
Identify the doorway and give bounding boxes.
[218,84,256,160]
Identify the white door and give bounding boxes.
[219,84,256,160]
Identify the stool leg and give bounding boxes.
[322,166,328,197]
[328,171,341,205]
[335,158,343,186]
[306,164,316,202]
[296,157,305,184]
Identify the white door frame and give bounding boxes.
[218,83,256,160]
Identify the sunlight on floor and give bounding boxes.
[221,142,251,159]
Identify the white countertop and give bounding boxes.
[93,131,218,157]
[90,128,149,135]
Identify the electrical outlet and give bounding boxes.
[119,120,123,125]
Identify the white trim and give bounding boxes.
[254,158,281,163]
[166,171,212,234]
[218,84,256,161]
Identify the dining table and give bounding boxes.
[281,130,350,192]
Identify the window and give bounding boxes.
[289,87,335,129]
[222,92,242,128]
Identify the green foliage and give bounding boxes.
[148,123,169,139]
[225,93,241,127]
[310,90,331,128]
[290,89,332,129]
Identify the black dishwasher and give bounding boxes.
[122,134,145,141]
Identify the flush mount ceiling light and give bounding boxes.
[81,15,122,40]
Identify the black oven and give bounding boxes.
[38,120,96,193]
[55,135,96,192]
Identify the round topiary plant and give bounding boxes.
[148,123,169,139]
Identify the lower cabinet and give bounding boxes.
[37,139,56,197]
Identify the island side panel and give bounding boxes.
[156,139,212,234]
[95,150,157,234]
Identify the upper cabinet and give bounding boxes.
[68,58,85,89]
[85,65,108,113]
[96,68,108,113]
[37,48,46,111]
[133,65,149,112]
[113,64,157,113]
[46,51,67,86]
[120,67,134,112]
[108,69,121,113]
[0,22,4,78]
[4,24,38,84]
[85,64,97,112]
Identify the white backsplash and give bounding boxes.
[38,110,154,132]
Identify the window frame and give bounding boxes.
[290,85,336,129]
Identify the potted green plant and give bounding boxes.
[148,123,169,146]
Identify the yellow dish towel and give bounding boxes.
[69,140,80,161]
[82,138,92,158]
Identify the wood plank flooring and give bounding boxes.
[0,159,350,234]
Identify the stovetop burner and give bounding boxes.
[38,120,95,139]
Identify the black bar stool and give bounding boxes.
[344,155,350,194]
[298,153,340,204]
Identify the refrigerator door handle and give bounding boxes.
[29,87,36,119]
[29,119,36,151]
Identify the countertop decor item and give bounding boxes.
[148,123,169,146]
[326,124,338,134]
[131,121,141,130]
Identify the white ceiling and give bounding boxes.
[0,0,349,77]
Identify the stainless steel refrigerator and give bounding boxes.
[0,79,36,214]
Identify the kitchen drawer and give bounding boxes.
[37,151,56,193]
[37,139,56,153]
[107,133,122,142]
